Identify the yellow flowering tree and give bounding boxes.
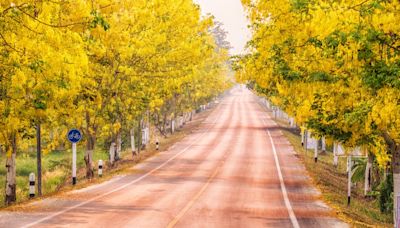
[238,0,400,221]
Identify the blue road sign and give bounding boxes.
[67,129,82,143]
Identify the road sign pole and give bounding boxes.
[347,156,352,206]
[72,142,77,185]
[67,129,82,186]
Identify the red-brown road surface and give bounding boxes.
[0,87,348,228]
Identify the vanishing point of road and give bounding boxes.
[0,87,347,228]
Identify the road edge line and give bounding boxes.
[22,105,222,228]
[267,129,300,228]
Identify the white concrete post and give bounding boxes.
[98,160,103,177]
[29,173,35,198]
[72,143,77,185]
[301,129,304,146]
[156,138,159,150]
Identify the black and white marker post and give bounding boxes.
[67,129,82,186]
[98,160,103,177]
[29,173,35,198]
[156,138,159,150]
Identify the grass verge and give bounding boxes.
[0,108,212,210]
[273,117,393,227]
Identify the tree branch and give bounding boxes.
[15,5,89,28]
[0,32,23,54]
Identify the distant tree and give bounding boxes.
[210,21,232,51]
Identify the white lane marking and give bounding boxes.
[267,129,300,228]
[22,108,222,228]
[257,98,300,228]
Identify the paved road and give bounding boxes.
[0,87,347,228]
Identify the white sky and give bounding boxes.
[194,0,251,55]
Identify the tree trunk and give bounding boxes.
[171,118,175,134]
[115,131,122,160]
[394,172,400,228]
[137,119,142,155]
[321,137,326,153]
[84,111,95,179]
[382,132,399,227]
[347,156,352,206]
[130,128,136,157]
[109,142,115,166]
[391,143,400,228]
[163,114,167,134]
[333,142,339,167]
[36,123,42,196]
[364,152,372,196]
[304,130,308,151]
[5,133,17,205]
[156,113,162,134]
[84,134,95,179]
